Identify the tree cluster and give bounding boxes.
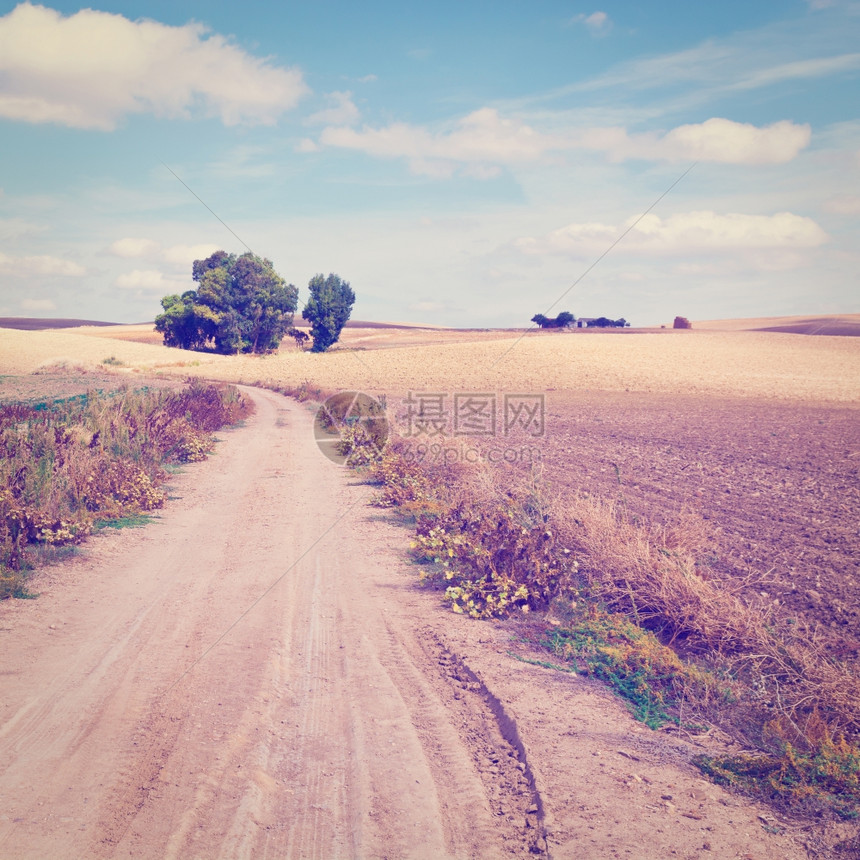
[155,251,355,354]
[673,316,692,329]
[531,311,575,329]
[155,251,297,354]
[589,317,629,328]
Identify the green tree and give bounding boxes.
[155,251,298,354]
[302,273,356,352]
[531,311,575,329]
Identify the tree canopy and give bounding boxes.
[589,317,628,328]
[531,311,575,329]
[155,251,298,354]
[302,273,356,352]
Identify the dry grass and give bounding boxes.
[551,497,769,653]
[549,495,860,736]
[0,381,251,598]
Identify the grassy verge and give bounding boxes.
[1,380,252,598]
[345,428,860,822]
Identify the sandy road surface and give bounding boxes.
[0,387,524,859]
[0,388,819,859]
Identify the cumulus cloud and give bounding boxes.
[314,109,809,176]
[161,243,221,266]
[305,91,360,126]
[319,108,565,177]
[108,237,219,266]
[515,211,829,265]
[579,118,810,164]
[571,11,612,37]
[109,239,219,292]
[0,3,308,130]
[0,251,86,276]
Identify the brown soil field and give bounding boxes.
[422,390,858,653]
[0,317,120,330]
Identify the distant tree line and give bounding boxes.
[589,317,629,328]
[530,311,630,329]
[531,311,575,329]
[155,251,355,354]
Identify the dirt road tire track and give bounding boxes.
[0,386,542,859]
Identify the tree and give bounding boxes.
[302,273,356,352]
[155,251,298,354]
[673,316,692,329]
[589,316,628,328]
[531,311,575,329]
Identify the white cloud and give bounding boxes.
[20,297,56,311]
[115,269,184,291]
[162,243,221,266]
[554,22,860,109]
[571,11,612,37]
[110,241,220,294]
[296,138,319,153]
[107,238,219,267]
[0,3,308,130]
[109,237,160,258]
[806,0,835,9]
[660,118,809,163]
[357,74,377,83]
[319,108,566,177]
[728,53,860,91]
[306,91,360,126]
[579,118,810,164]
[516,211,829,265]
[317,110,809,176]
[0,251,86,276]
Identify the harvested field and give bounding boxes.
[2,324,859,403]
[479,390,859,651]
[5,323,855,644]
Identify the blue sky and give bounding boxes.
[0,1,858,327]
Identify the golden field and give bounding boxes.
[1,320,859,403]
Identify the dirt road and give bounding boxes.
[0,388,822,858]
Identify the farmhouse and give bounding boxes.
[575,317,596,328]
